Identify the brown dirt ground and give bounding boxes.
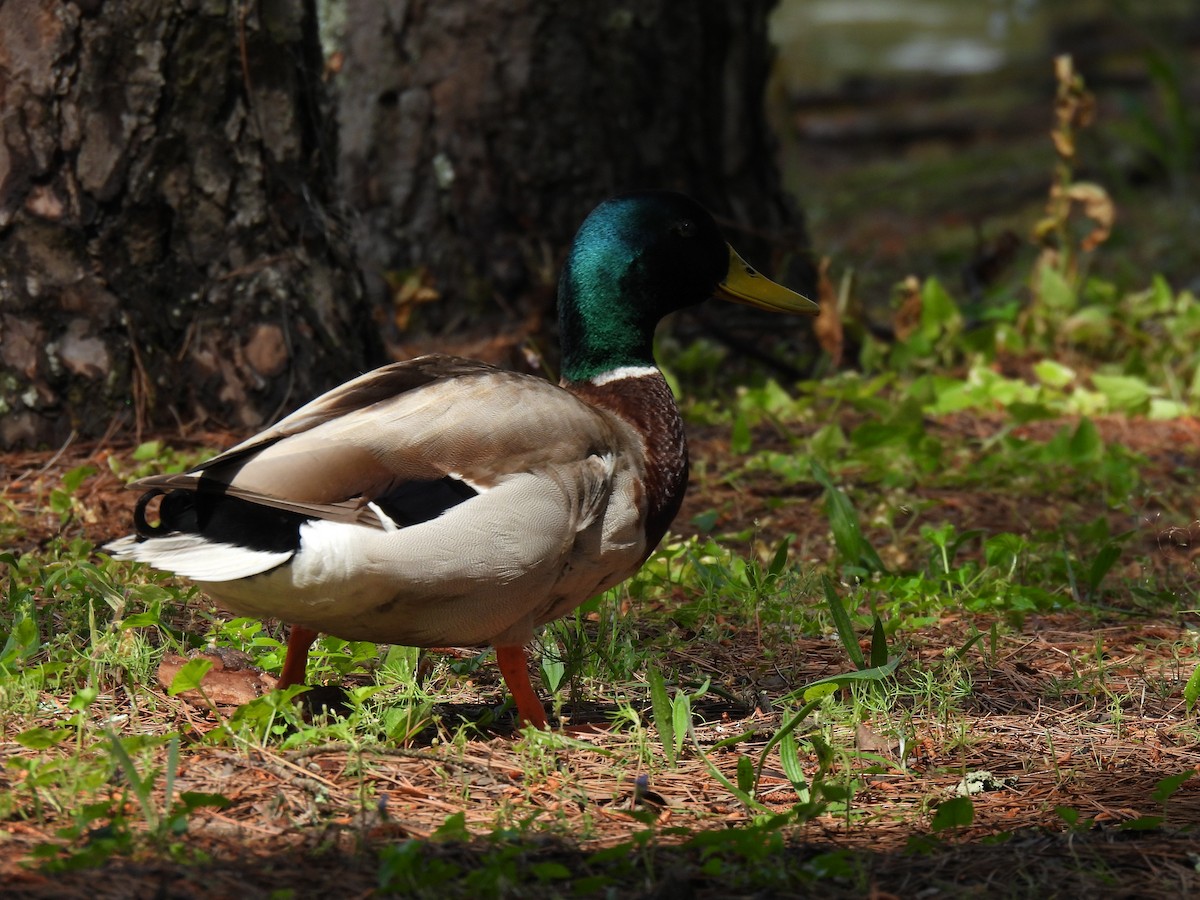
[2,414,1200,898]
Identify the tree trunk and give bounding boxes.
[336,0,814,364]
[0,0,376,449]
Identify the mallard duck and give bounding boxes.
[106,191,818,728]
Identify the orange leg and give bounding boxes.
[495,644,548,729]
[277,624,320,689]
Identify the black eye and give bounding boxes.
[672,219,696,238]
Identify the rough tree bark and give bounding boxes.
[0,0,375,448]
[336,0,814,361]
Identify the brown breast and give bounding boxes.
[565,372,688,557]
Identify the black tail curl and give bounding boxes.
[133,488,202,538]
[133,489,170,537]
[132,485,305,553]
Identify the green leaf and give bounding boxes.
[540,653,565,695]
[1151,771,1194,804]
[61,465,96,495]
[812,461,886,574]
[119,608,162,630]
[68,687,100,711]
[801,682,840,704]
[176,791,231,812]
[106,732,157,830]
[869,616,888,669]
[919,277,961,337]
[431,811,470,842]
[930,796,975,832]
[1055,806,1081,827]
[0,613,40,671]
[1184,663,1200,712]
[1067,418,1103,464]
[647,665,676,767]
[1119,815,1164,831]
[1039,265,1076,311]
[821,576,865,669]
[1149,398,1188,420]
[530,862,571,882]
[778,729,810,801]
[1085,543,1121,595]
[670,692,691,760]
[1033,359,1076,388]
[15,726,72,750]
[132,440,164,462]
[736,754,755,795]
[952,630,989,661]
[781,659,901,704]
[730,410,751,455]
[168,659,214,696]
[768,535,791,579]
[1091,374,1156,413]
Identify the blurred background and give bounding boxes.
[768,0,1200,303]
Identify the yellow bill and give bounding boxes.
[715,245,819,315]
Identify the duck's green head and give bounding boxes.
[558,191,818,383]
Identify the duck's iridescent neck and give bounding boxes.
[565,370,688,556]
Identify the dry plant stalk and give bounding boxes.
[1033,55,1115,282]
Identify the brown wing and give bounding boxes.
[132,355,630,527]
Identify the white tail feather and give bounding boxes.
[104,534,293,582]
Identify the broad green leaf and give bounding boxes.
[0,614,40,671]
[730,410,751,455]
[1067,418,1103,465]
[15,727,72,750]
[1085,543,1121,595]
[530,862,572,882]
[822,576,865,669]
[540,654,565,694]
[1062,306,1113,343]
[801,682,840,704]
[68,687,100,711]
[1149,398,1188,420]
[1091,374,1155,412]
[176,791,231,814]
[1119,815,1164,831]
[168,659,214,696]
[1184,663,1200,712]
[736,754,755,795]
[919,277,962,338]
[1038,265,1076,311]
[869,616,888,669]
[671,692,691,760]
[431,811,470,841]
[132,440,165,462]
[812,461,886,574]
[808,423,847,461]
[61,465,96,494]
[930,796,975,832]
[778,729,810,801]
[1033,359,1076,388]
[768,535,791,579]
[1151,771,1194,804]
[120,609,162,630]
[647,665,676,766]
[781,660,901,704]
[1056,806,1081,827]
